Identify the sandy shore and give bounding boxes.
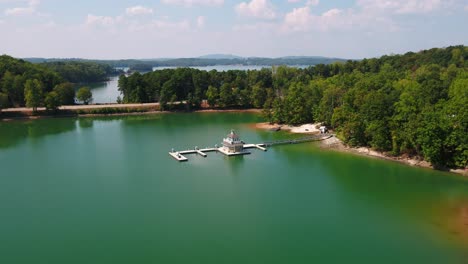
[256,122,322,134]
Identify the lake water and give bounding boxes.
[1,112,467,264]
[89,65,304,104]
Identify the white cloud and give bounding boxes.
[357,0,443,14]
[86,14,120,27]
[281,6,398,33]
[236,0,276,19]
[197,16,205,28]
[161,0,224,7]
[322,8,342,17]
[286,0,319,5]
[283,6,311,31]
[125,5,153,16]
[464,5,468,11]
[5,0,39,16]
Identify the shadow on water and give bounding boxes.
[0,116,122,149]
[0,118,79,149]
[223,154,246,175]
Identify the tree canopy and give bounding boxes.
[76,87,93,105]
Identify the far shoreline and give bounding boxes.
[0,104,262,121]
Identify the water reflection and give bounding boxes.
[78,118,94,129]
[224,155,246,175]
[0,118,78,149]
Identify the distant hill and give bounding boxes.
[198,54,243,60]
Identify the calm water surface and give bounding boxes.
[0,113,467,264]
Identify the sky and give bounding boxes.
[0,0,467,59]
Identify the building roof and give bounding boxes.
[227,130,239,140]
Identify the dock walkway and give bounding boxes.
[263,134,332,146]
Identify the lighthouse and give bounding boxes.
[222,130,244,154]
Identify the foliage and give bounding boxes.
[44,91,61,111]
[42,61,116,83]
[53,83,75,105]
[0,92,8,112]
[76,87,93,105]
[24,79,44,112]
[0,55,62,107]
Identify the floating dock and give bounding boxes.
[169,145,265,161]
[168,131,332,162]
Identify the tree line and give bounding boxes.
[118,45,467,169]
[41,61,119,83]
[0,55,95,112]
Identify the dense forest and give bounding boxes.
[118,46,468,169]
[41,61,118,83]
[0,56,103,110]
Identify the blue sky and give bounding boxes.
[0,0,467,59]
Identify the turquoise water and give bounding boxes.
[0,113,467,263]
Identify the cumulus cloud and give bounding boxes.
[236,0,276,19]
[281,5,398,33]
[125,5,153,16]
[161,0,224,7]
[5,0,39,16]
[283,6,311,31]
[86,14,121,27]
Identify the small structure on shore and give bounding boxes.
[320,126,328,134]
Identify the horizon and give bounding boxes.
[1,0,467,59]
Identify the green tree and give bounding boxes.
[53,83,75,105]
[0,92,8,113]
[219,83,234,108]
[76,87,93,105]
[44,91,61,112]
[24,79,44,112]
[284,82,314,125]
[444,73,468,168]
[160,80,176,110]
[206,85,219,107]
[251,84,266,108]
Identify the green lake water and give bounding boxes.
[1,112,467,263]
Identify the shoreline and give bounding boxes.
[319,136,466,176]
[256,122,468,177]
[0,105,262,121]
